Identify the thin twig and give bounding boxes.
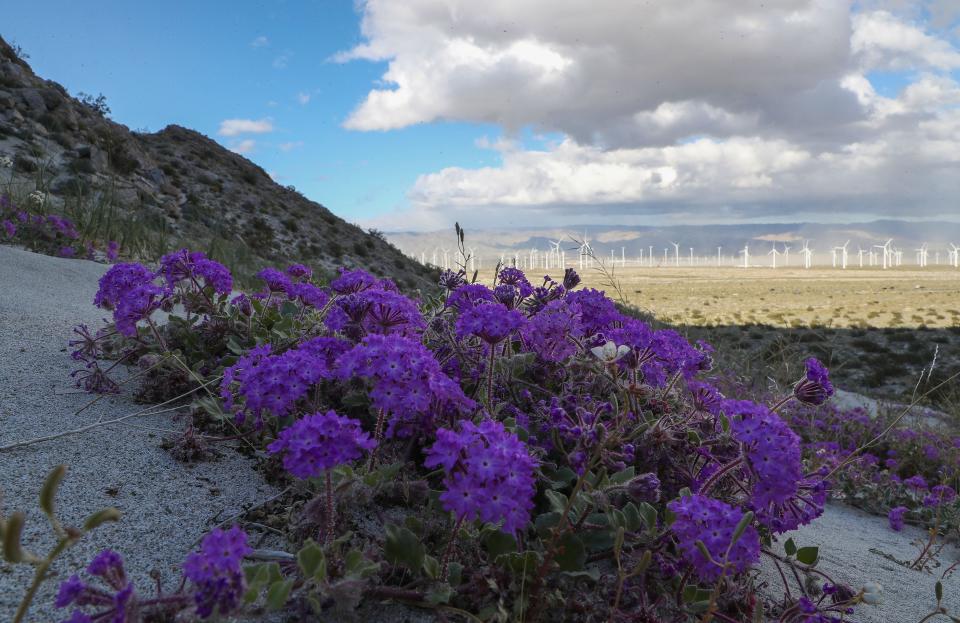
[0,375,222,452]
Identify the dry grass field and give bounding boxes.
[480,264,960,406]
[578,265,960,329]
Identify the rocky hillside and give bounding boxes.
[0,36,436,290]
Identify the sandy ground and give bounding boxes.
[759,504,960,622]
[0,246,276,622]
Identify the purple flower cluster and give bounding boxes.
[55,550,135,623]
[330,267,381,294]
[888,505,909,531]
[455,302,527,344]
[325,288,425,338]
[183,526,252,619]
[335,334,474,437]
[667,494,760,581]
[94,262,167,337]
[425,418,538,536]
[222,338,348,425]
[159,249,233,294]
[268,410,376,478]
[522,298,583,362]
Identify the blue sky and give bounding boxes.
[2,1,504,225]
[4,2,960,232]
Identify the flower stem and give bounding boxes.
[486,342,498,411]
[699,457,744,497]
[440,516,465,582]
[325,471,335,544]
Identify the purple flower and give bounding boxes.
[159,249,233,294]
[521,298,583,362]
[230,293,252,316]
[256,267,292,293]
[565,288,621,335]
[455,303,526,344]
[330,267,381,294]
[286,263,312,279]
[55,575,88,608]
[223,338,346,425]
[425,419,538,536]
[94,263,157,309]
[888,506,908,531]
[667,494,760,581]
[183,526,251,619]
[334,334,474,437]
[904,474,929,491]
[267,410,376,479]
[87,549,126,589]
[289,282,329,309]
[627,472,661,503]
[794,358,834,405]
[726,400,802,508]
[59,246,76,258]
[106,240,119,261]
[446,283,497,311]
[923,484,957,507]
[562,267,581,290]
[325,289,425,338]
[2,219,15,237]
[497,267,533,297]
[439,268,466,290]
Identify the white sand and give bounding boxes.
[0,246,276,622]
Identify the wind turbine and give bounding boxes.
[782,245,791,267]
[768,243,780,268]
[873,239,892,270]
[740,244,750,268]
[800,240,813,269]
[671,242,680,267]
[949,243,960,268]
[857,246,865,268]
[717,246,722,267]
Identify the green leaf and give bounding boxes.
[719,413,730,433]
[796,546,819,566]
[555,533,586,572]
[623,503,642,532]
[82,507,121,531]
[425,584,454,605]
[423,555,440,579]
[482,528,518,558]
[343,548,379,579]
[497,551,542,579]
[687,430,701,446]
[2,512,25,563]
[39,465,66,518]
[447,562,463,587]
[363,462,402,487]
[731,511,754,546]
[784,538,797,557]
[936,580,943,603]
[266,579,293,611]
[544,490,568,514]
[544,466,578,489]
[608,466,636,486]
[637,502,657,531]
[297,539,326,582]
[384,523,425,573]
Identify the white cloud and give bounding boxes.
[251,35,269,48]
[279,141,304,152]
[218,118,274,136]
[852,10,960,70]
[297,92,311,105]
[340,1,960,229]
[230,139,256,154]
[273,54,290,69]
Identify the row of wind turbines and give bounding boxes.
[414,238,960,271]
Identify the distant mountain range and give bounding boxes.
[386,221,960,268]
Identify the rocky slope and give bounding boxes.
[0,36,436,289]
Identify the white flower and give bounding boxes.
[28,190,46,206]
[861,582,883,605]
[590,340,630,363]
[0,155,12,168]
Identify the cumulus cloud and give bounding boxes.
[297,92,311,105]
[218,118,274,136]
[340,1,960,229]
[279,141,304,152]
[250,35,269,48]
